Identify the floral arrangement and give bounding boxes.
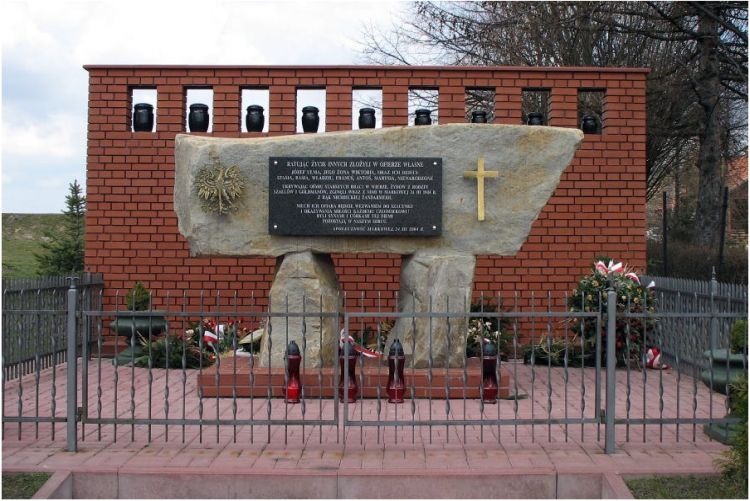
[466,298,512,359]
[132,318,253,369]
[187,318,253,358]
[132,331,212,369]
[568,258,656,366]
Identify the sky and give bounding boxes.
[1,0,406,213]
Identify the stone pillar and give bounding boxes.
[387,250,476,368]
[259,251,342,368]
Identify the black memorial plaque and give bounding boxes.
[269,157,442,236]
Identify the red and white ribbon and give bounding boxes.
[624,272,641,285]
[339,330,382,359]
[595,260,624,275]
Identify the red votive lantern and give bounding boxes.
[338,344,358,403]
[387,339,405,403]
[285,340,301,403]
[481,341,499,404]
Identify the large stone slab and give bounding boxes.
[175,124,582,256]
[258,251,342,368]
[386,250,476,368]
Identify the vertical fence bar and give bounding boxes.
[181,291,188,444]
[359,292,365,446]
[662,191,668,275]
[512,292,519,443]
[444,295,451,444]
[692,293,698,442]
[376,293,382,445]
[411,303,417,444]
[338,292,349,444]
[300,294,307,444]
[198,291,205,444]
[147,293,154,443]
[496,292,501,445]
[266,297,273,444]
[249,291,256,444]
[16,303,24,439]
[231,291,238,444]
[80,288,89,441]
[479,293,484,444]
[163,291,171,443]
[625,300,632,443]
[563,292,569,443]
[318,294,323,444]
[96,291,103,442]
[66,277,79,452]
[214,293,221,444]
[580,299,587,442]
[462,292,468,444]
[605,285,616,455]
[546,292,552,443]
[34,291,42,439]
[708,270,716,433]
[594,294,602,442]
[343,314,350,445]
[428,296,433,444]
[284,295,289,445]
[530,291,536,443]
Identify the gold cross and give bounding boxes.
[463,157,498,221]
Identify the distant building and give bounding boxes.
[726,155,748,246]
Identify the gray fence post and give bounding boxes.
[66,277,79,452]
[605,281,617,454]
[710,268,717,351]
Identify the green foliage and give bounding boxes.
[626,474,745,499]
[523,335,595,367]
[125,282,151,311]
[34,180,85,276]
[133,333,212,369]
[355,320,393,354]
[717,373,748,495]
[568,259,656,366]
[730,320,747,354]
[669,195,698,242]
[2,214,65,277]
[2,472,51,499]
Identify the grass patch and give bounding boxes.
[2,472,51,499]
[626,474,746,499]
[2,213,64,278]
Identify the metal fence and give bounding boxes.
[1,273,103,380]
[644,273,747,367]
[2,280,746,453]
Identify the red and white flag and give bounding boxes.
[203,330,218,349]
[646,347,670,370]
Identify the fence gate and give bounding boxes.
[340,308,606,447]
[3,276,746,453]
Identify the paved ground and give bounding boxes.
[2,358,731,497]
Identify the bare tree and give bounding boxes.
[362,1,747,245]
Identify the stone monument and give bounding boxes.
[174,124,583,367]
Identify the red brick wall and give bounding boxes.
[84,65,648,326]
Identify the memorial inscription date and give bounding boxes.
[269,157,442,236]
